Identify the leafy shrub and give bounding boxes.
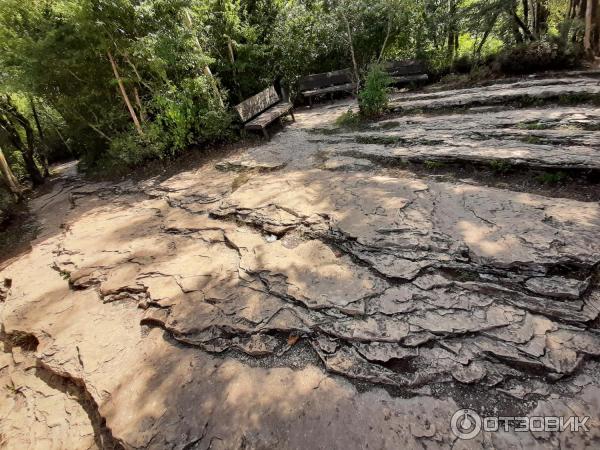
[495,41,582,75]
[335,109,362,128]
[536,171,568,184]
[107,130,167,167]
[423,160,445,170]
[489,159,512,173]
[358,65,391,118]
[453,55,474,74]
[80,75,235,175]
[151,77,233,153]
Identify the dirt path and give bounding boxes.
[1,75,600,449]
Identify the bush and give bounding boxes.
[335,109,362,128]
[80,75,235,175]
[358,65,391,118]
[495,41,582,75]
[151,77,234,153]
[453,55,474,74]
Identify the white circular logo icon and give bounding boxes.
[451,409,482,440]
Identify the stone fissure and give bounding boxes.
[4,75,600,448]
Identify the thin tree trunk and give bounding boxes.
[183,10,225,108]
[108,50,144,136]
[86,121,112,141]
[133,87,146,122]
[341,10,360,88]
[568,0,574,19]
[0,98,45,186]
[571,0,583,42]
[378,20,392,64]
[597,0,600,54]
[584,0,593,53]
[0,146,23,199]
[512,10,535,41]
[227,36,235,64]
[41,103,73,155]
[53,126,72,154]
[29,96,50,177]
[447,0,457,61]
[123,53,153,92]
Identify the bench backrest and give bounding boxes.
[299,69,353,92]
[382,60,427,76]
[235,85,280,123]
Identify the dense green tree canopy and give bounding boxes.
[0,0,596,213]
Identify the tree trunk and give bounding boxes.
[584,0,594,54]
[0,146,23,199]
[571,0,583,42]
[597,0,600,54]
[29,96,50,177]
[183,10,225,108]
[378,18,392,64]
[0,97,45,186]
[512,9,535,41]
[227,36,236,65]
[531,0,538,37]
[108,50,144,136]
[133,87,147,123]
[446,0,457,61]
[341,10,360,87]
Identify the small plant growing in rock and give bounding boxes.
[423,160,445,170]
[489,159,512,173]
[536,171,568,184]
[517,121,553,130]
[358,65,391,118]
[335,109,362,128]
[522,135,543,145]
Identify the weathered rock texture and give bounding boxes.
[389,77,600,112]
[314,106,600,170]
[2,76,600,449]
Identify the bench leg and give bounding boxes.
[262,128,270,140]
[290,110,295,122]
[308,96,312,108]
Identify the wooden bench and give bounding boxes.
[299,69,358,107]
[382,60,429,85]
[234,86,294,139]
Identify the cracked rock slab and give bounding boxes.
[4,76,600,448]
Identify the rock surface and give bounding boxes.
[2,75,600,449]
[314,106,600,170]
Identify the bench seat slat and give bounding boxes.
[299,69,353,92]
[244,102,293,129]
[383,60,427,76]
[390,74,429,84]
[301,82,358,97]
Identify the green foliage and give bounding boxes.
[423,160,445,170]
[522,135,543,145]
[335,109,362,128]
[489,159,512,174]
[536,171,568,184]
[270,1,343,96]
[495,41,581,75]
[0,0,590,177]
[358,65,391,118]
[151,77,233,152]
